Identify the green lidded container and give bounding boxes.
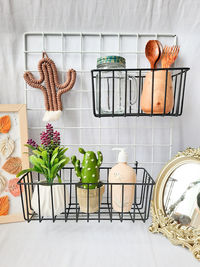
[97,55,126,69]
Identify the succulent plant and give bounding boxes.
[71,148,103,189]
[17,124,69,183]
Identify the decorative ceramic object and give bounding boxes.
[0,173,7,195]
[77,182,105,213]
[71,148,103,189]
[0,115,11,133]
[31,181,69,217]
[109,148,136,212]
[0,136,15,158]
[0,195,9,216]
[2,157,22,175]
[23,52,76,122]
[140,70,174,114]
[72,148,104,213]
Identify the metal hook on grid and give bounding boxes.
[42,32,46,57]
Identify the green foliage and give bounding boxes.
[17,146,69,183]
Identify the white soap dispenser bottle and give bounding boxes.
[109,148,136,212]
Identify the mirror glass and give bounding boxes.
[164,162,200,228]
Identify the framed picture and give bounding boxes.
[0,104,29,223]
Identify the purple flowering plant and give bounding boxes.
[17,123,69,183]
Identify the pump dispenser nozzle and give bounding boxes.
[112,148,128,163]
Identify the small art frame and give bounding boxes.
[0,104,29,223]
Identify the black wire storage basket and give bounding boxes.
[18,163,155,223]
[91,67,190,117]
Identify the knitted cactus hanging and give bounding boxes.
[24,52,76,121]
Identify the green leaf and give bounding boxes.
[16,168,32,177]
[32,166,45,175]
[54,158,59,164]
[24,144,35,150]
[32,150,42,157]
[30,155,45,166]
[42,150,48,162]
[50,158,67,178]
[52,147,59,156]
[59,148,68,156]
[57,155,65,161]
[41,165,51,177]
[57,173,62,183]
[38,146,45,152]
[50,152,58,166]
[60,158,69,169]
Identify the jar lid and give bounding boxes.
[97,56,126,68]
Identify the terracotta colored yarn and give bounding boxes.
[0,195,9,216]
[23,52,76,111]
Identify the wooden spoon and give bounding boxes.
[154,40,163,68]
[145,40,160,69]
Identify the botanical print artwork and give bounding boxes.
[0,110,25,221]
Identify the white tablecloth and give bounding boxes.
[0,220,199,267]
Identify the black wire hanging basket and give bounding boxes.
[91,67,190,117]
[18,164,155,223]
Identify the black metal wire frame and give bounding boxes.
[91,67,190,117]
[17,164,155,223]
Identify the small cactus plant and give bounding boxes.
[71,148,103,189]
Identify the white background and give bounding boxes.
[0,0,200,266]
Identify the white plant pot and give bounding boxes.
[31,180,69,217]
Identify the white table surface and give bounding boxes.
[0,219,199,267]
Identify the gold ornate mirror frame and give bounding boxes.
[149,148,200,260]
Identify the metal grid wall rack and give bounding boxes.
[24,32,179,178]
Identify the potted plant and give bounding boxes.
[17,123,70,217]
[71,148,104,213]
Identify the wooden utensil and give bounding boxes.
[154,40,163,68]
[145,40,160,69]
[161,45,180,68]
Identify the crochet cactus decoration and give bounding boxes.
[71,148,103,189]
[24,52,76,122]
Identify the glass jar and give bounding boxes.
[95,56,137,115]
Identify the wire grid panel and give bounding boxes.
[24,32,177,179]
